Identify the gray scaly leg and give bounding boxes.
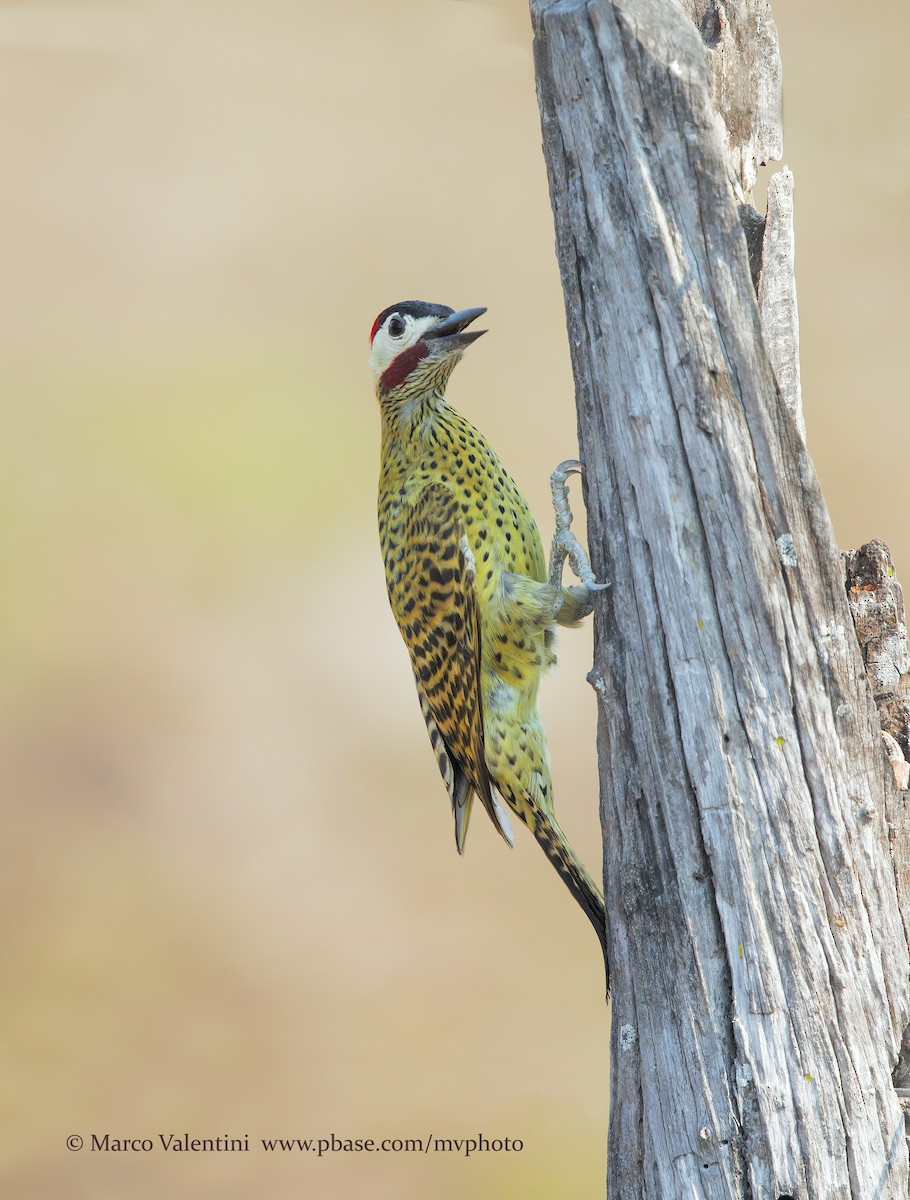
[549,460,609,622]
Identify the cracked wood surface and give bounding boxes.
[531,0,910,1196]
[844,540,910,967]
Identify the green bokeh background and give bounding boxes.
[3,1,908,1196]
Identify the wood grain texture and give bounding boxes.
[681,0,782,196]
[845,540,910,764]
[844,540,910,968]
[530,0,910,1195]
[758,168,803,439]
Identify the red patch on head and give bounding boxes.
[379,342,429,393]
[369,313,383,343]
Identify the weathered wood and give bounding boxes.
[679,0,782,196]
[844,540,910,970]
[758,169,804,440]
[845,541,910,765]
[530,1,910,1196]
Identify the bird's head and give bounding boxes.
[369,301,486,400]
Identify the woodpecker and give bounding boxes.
[373,300,609,981]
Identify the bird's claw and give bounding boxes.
[551,459,584,485]
[550,462,583,535]
[548,459,607,597]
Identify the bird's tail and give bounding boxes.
[531,814,610,994]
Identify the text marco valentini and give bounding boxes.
[91,1134,249,1152]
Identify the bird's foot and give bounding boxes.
[548,461,610,609]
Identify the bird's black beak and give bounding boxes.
[423,307,487,350]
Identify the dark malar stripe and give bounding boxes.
[380,343,429,393]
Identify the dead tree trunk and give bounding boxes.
[530,0,910,1196]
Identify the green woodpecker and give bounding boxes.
[372,300,608,980]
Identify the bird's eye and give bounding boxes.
[388,316,406,338]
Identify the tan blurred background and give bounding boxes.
[1,1,907,1196]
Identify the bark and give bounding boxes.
[530,1,910,1197]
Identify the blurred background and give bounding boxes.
[1,0,907,1196]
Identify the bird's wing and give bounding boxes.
[394,483,513,851]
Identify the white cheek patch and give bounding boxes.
[369,332,396,375]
